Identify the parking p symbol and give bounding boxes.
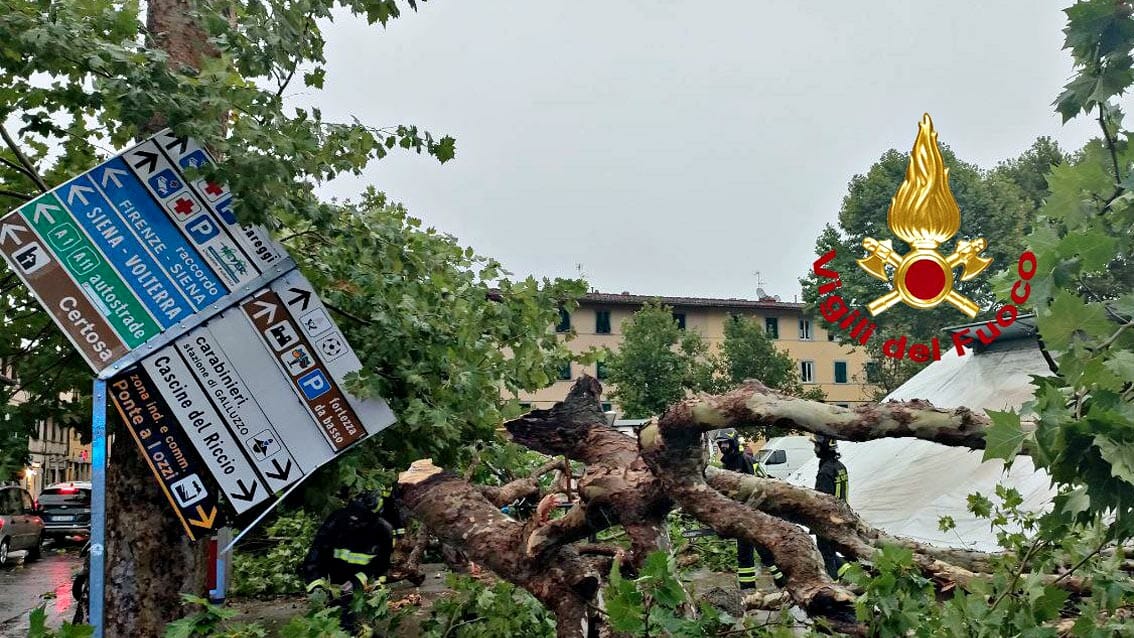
[297,369,331,400]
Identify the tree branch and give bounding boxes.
[398,459,601,638]
[0,189,32,201]
[324,301,374,326]
[0,126,48,192]
[663,380,1015,452]
[640,415,862,634]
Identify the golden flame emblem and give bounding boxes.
[857,114,992,318]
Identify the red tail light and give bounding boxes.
[59,487,77,494]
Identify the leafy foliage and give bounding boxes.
[163,595,240,638]
[604,302,827,419]
[604,301,715,418]
[1007,0,1134,532]
[0,0,585,509]
[718,315,826,401]
[231,509,318,597]
[25,608,92,638]
[604,550,801,637]
[668,511,737,574]
[420,574,556,638]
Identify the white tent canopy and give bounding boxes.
[786,332,1055,552]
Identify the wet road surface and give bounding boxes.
[0,544,82,637]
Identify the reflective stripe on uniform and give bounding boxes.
[394,528,406,536]
[837,562,852,578]
[835,469,848,501]
[334,548,377,565]
[737,566,758,583]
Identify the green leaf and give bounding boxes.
[27,608,47,638]
[967,493,993,519]
[1037,290,1113,351]
[1059,486,1091,518]
[1056,228,1118,271]
[983,410,1027,462]
[604,560,645,633]
[1104,350,1134,380]
[1094,435,1134,486]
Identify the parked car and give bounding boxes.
[39,482,92,540]
[753,435,816,480]
[0,485,44,564]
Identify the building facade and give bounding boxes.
[518,292,877,411]
[20,419,92,498]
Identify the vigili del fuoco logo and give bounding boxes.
[811,114,1038,364]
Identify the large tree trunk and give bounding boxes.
[104,433,205,636]
[399,460,604,638]
[396,377,1069,637]
[104,1,217,634]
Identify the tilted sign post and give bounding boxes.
[0,130,395,637]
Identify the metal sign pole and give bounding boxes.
[90,379,107,638]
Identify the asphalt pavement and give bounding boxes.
[0,544,82,638]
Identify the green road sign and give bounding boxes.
[20,193,161,348]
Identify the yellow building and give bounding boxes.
[518,292,878,411]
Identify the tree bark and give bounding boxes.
[393,377,1070,637]
[506,377,672,568]
[104,433,205,636]
[399,460,602,638]
[104,1,215,635]
[640,412,863,635]
[664,380,1017,451]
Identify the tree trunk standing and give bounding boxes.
[104,434,205,636]
[104,1,217,634]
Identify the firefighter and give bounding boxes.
[813,434,849,578]
[714,430,783,589]
[300,487,400,629]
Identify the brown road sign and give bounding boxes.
[108,366,222,540]
[0,214,128,371]
[241,290,366,450]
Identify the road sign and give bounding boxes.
[108,368,222,540]
[0,137,295,374]
[109,269,394,524]
[2,129,396,539]
[0,224,129,370]
[156,132,288,274]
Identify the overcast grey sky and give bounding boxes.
[307,1,1097,301]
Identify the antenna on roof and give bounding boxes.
[756,288,768,299]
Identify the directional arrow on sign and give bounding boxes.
[250,300,277,324]
[132,150,159,174]
[230,478,259,502]
[33,203,58,225]
[101,166,128,188]
[285,287,312,312]
[187,504,218,529]
[0,223,26,247]
[67,183,94,206]
[163,134,189,155]
[265,458,293,482]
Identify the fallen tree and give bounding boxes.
[394,377,1118,636]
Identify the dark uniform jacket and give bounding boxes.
[721,449,755,475]
[300,499,395,586]
[816,457,848,501]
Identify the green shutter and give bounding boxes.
[835,361,848,384]
[596,310,611,334]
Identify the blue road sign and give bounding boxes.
[96,158,229,311]
[60,173,191,328]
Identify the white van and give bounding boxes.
[753,435,815,480]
